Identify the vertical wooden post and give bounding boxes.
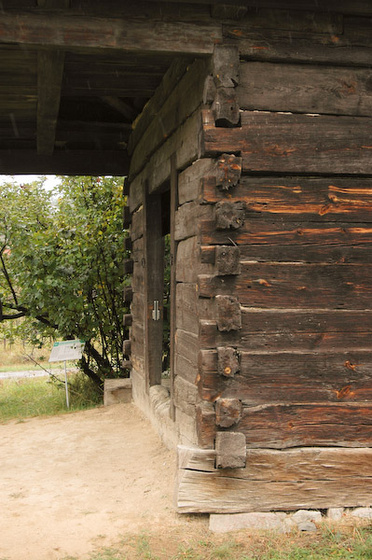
[169,154,178,420]
[143,182,164,389]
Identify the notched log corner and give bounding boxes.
[217,346,240,377]
[196,402,217,449]
[123,339,131,357]
[123,314,133,327]
[215,398,243,428]
[124,258,134,274]
[123,206,132,229]
[212,88,240,128]
[216,153,242,190]
[212,44,240,88]
[216,295,242,332]
[215,245,241,275]
[123,285,133,303]
[215,431,246,469]
[216,201,246,230]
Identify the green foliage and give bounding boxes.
[0,373,100,422]
[0,176,128,385]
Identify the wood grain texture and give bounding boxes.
[200,218,372,249]
[199,309,372,351]
[129,58,210,178]
[199,349,372,405]
[131,110,203,190]
[237,62,372,117]
[198,262,372,309]
[177,446,372,513]
[202,110,372,175]
[201,176,372,222]
[237,403,372,448]
[225,15,372,66]
[0,12,222,55]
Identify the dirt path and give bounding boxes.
[0,404,207,560]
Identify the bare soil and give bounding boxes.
[0,403,207,560]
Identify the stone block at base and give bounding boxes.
[104,378,132,406]
[209,512,289,534]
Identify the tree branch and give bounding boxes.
[0,253,19,306]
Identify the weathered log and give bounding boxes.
[237,61,372,117]
[198,262,372,309]
[215,153,242,191]
[123,314,133,327]
[201,176,372,222]
[123,285,133,304]
[212,44,240,88]
[199,349,372,405]
[124,236,132,252]
[215,431,246,468]
[202,110,372,175]
[212,88,240,127]
[215,295,241,332]
[215,201,245,230]
[123,259,134,274]
[177,446,372,513]
[200,218,372,248]
[123,339,131,357]
[215,245,240,275]
[236,403,372,449]
[217,346,240,378]
[199,309,372,351]
[123,206,131,229]
[225,15,372,66]
[196,403,216,449]
[215,398,242,428]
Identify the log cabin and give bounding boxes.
[1,0,372,514]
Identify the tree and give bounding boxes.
[0,176,128,386]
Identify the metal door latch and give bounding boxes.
[152,300,161,321]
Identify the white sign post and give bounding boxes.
[49,340,85,408]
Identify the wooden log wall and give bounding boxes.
[125,56,215,443]
[194,36,372,453]
[178,6,372,512]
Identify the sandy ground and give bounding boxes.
[0,404,206,560]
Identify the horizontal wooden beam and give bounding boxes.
[0,149,129,175]
[202,110,372,175]
[177,446,372,513]
[0,13,221,55]
[51,0,372,17]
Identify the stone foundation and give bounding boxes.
[209,507,372,533]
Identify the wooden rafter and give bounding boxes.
[0,13,221,55]
[0,149,129,175]
[37,50,65,155]
[101,97,137,121]
[36,0,70,155]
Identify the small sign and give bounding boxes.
[49,340,85,362]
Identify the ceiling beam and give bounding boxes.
[0,13,221,55]
[37,0,71,7]
[0,150,129,175]
[101,97,137,121]
[37,49,65,155]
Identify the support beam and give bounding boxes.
[101,96,137,121]
[0,13,221,55]
[37,0,70,7]
[0,150,129,175]
[37,50,65,155]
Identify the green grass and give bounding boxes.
[0,372,102,422]
[60,525,372,560]
[0,362,67,373]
